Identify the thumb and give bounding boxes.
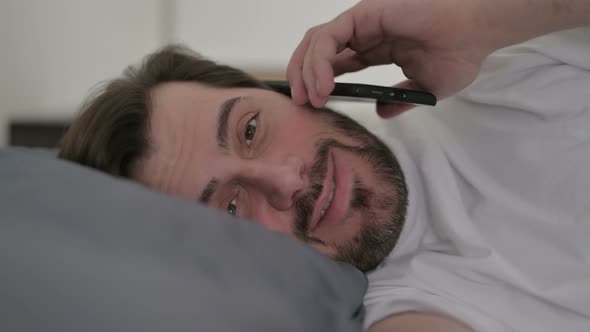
[376,80,425,118]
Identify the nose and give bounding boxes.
[239,155,306,210]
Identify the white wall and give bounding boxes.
[0,0,162,145]
[0,0,407,146]
[173,0,405,128]
[173,0,404,83]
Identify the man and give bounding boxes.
[59,0,590,331]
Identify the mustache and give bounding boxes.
[293,140,331,242]
[293,139,377,243]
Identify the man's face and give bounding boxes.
[134,82,407,271]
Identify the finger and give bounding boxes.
[375,80,424,118]
[302,37,327,108]
[287,66,309,106]
[303,12,355,107]
[302,29,334,108]
[288,65,310,106]
[333,44,405,78]
[287,25,324,105]
[332,48,369,76]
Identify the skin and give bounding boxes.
[133,81,407,272]
[287,0,590,117]
[370,312,474,332]
[287,0,589,330]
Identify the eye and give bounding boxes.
[226,198,238,216]
[244,116,257,146]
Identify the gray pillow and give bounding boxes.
[0,148,366,332]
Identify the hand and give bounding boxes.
[287,0,499,117]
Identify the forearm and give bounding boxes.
[478,0,590,51]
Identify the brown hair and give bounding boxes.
[58,45,268,177]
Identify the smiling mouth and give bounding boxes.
[309,152,335,232]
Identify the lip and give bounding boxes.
[315,152,350,231]
[310,152,350,233]
[309,153,334,232]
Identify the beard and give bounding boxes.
[292,107,408,272]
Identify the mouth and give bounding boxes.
[320,178,336,219]
[310,152,350,233]
[309,153,335,232]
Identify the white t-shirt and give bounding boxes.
[364,28,590,332]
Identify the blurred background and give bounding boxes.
[0,0,405,148]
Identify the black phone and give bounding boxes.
[264,80,437,106]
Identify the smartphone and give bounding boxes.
[264,80,437,106]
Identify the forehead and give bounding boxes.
[137,82,243,193]
[149,82,231,134]
[134,81,314,198]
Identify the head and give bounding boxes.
[59,45,408,272]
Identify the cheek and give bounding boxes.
[249,203,294,235]
[273,128,311,153]
[272,109,362,152]
[271,111,327,149]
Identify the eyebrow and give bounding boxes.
[200,97,242,205]
[217,96,242,150]
[199,177,220,204]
